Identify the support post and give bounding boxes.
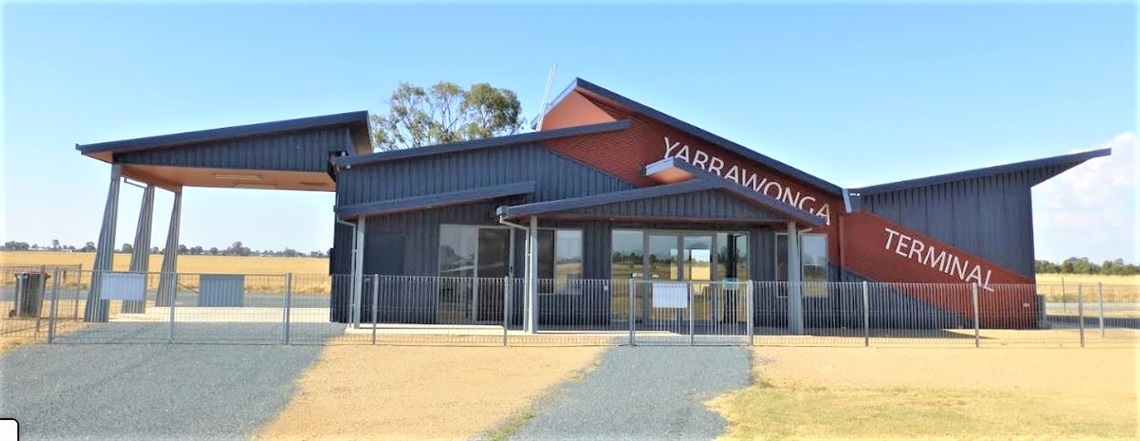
[972,283,980,348]
[688,283,695,346]
[123,184,155,314]
[526,216,539,334]
[786,222,804,335]
[35,265,46,332]
[628,278,636,346]
[168,284,176,343]
[283,273,293,345]
[1077,284,1085,348]
[502,276,510,347]
[47,267,61,344]
[1098,282,1105,338]
[746,280,754,346]
[86,164,122,322]
[156,190,182,307]
[371,274,379,345]
[862,281,870,347]
[351,217,365,329]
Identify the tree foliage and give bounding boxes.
[1036,257,1140,276]
[370,81,524,151]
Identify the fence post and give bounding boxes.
[1077,284,1085,348]
[746,280,754,346]
[35,265,47,333]
[167,273,176,343]
[1098,282,1105,338]
[971,283,980,348]
[862,281,870,348]
[47,267,61,344]
[503,276,510,347]
[371,274,379,345]
[628,278,636,346]
[688,283,695,346]
[282,273,293,345]
[73,270,82,322]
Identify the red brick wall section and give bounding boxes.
[539,91,616,130]
[841,211,1036,328]
[542,99,844,261]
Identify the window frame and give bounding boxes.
[538,227,584,296]
[774,232,829,298]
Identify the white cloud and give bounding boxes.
[1032,132,1138,263]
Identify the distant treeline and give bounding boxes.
[1035,257,1139,276]
[2,240,327,258]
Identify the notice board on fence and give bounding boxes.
[199,274,245,307]
[100,272,147,301]
[651,282,688,308]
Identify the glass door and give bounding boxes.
[475,228,510,323]
[645,234,681,323]
[684,235,714,324]
[438,225,510,324]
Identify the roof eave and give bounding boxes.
[334,119,631,167]
[76,111,371,156]
[849,148,1113,196]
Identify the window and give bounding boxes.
[775,233,829,297]
[539,229,582,295]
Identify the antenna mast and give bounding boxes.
[535,64,558,131]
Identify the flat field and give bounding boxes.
[0,251,328,274]
[711,346,1139,440]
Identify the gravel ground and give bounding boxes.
[0,338,335,440]
[509,345,751,441]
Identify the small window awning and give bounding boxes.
[496,176,824,227]
[335,181,537,219]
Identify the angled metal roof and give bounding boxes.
[335,180,537,219]
[496,176,824,226]
[542,78,844,196]
[848,148,1112,196]
[77,111,372,156]
[333,119,631,167]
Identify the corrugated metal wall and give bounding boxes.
[335,143,636,207]
[856,166,1067,279]
[114,128,353,172]
[566,189,782,221]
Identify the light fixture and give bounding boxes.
[233,183,277,190]
[213,172,263,181]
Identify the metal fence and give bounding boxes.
[2,270,1136,348]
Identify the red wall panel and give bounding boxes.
[541,94,845,260]
[841,211,1036,328]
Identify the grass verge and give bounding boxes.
[710,347,1138,440]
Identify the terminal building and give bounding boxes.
[76,78,1110,332]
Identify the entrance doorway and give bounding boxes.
[438,225,512,324]
[611,230,749,327]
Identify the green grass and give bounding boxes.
[485,411,535,441]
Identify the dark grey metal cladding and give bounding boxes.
[335,143,636,208]
[563,188,784,222]
[857,166,1071,279]
[113,127,353,172]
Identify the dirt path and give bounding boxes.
[255,345,605,440]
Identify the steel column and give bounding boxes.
[156,190,182,307]
[351,217,365,329]
[526,216,539,334]
[86,164,122,322]
[123,184,155,314]
[786,222,804,335]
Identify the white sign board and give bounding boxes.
[652,282,688,308]
[100,272,146,301]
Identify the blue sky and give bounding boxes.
[2,2,1136,262]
